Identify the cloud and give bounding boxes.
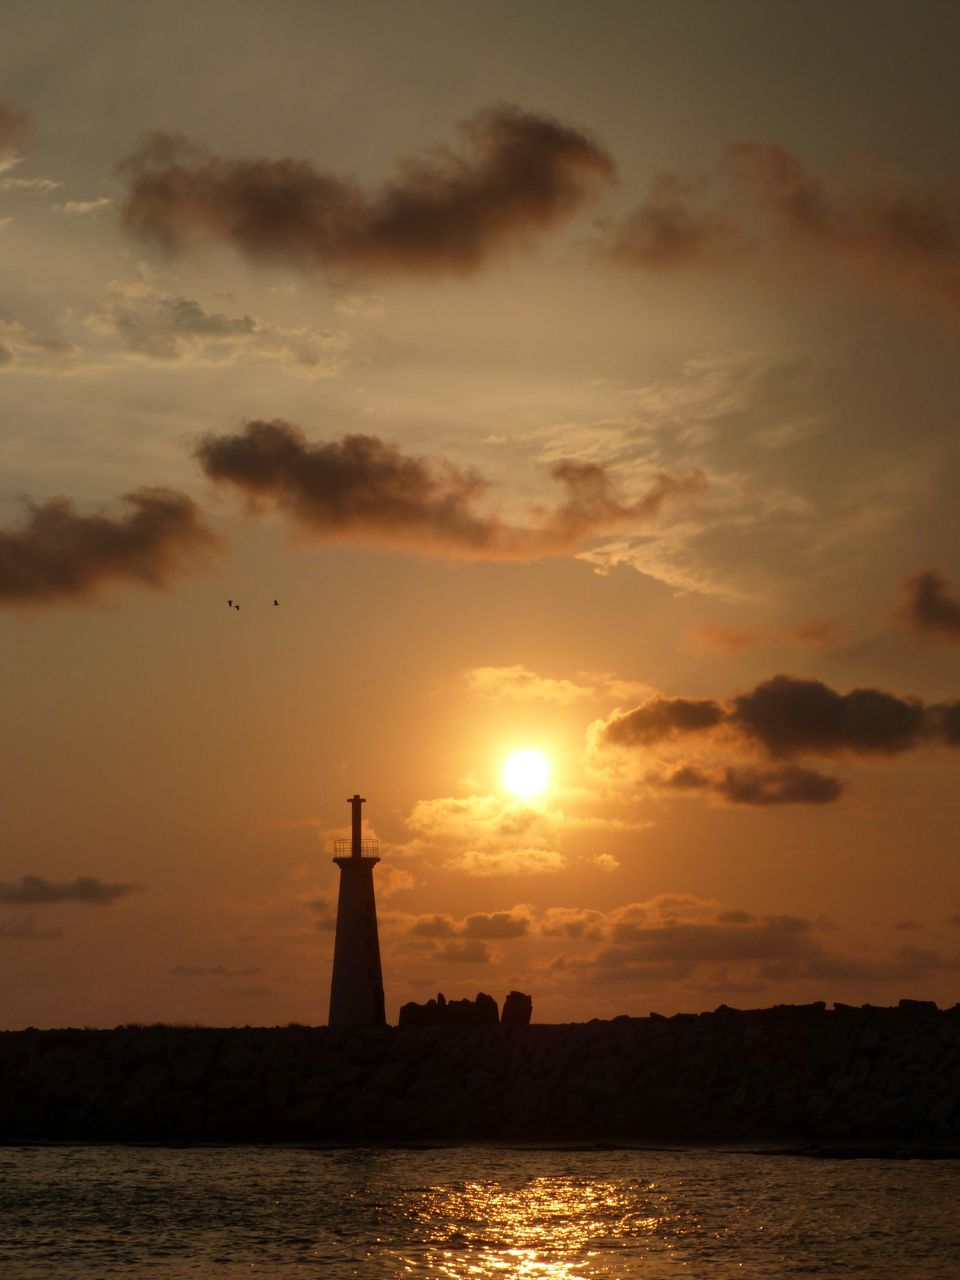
[0,102,28,147]
[196,419,703,560]
[601,695,725,747]
[544,894,844,986]
[54,196,111,215]
[715,764,843,806]
[120,106,615,277]
[539,906,606,940]
[0,320,77,370]
[169,963,264,978]
[608,142,960,321]
[0,102,28,172]
[0,914,62,942]
[0,176,59,192]
[599,674,937,760]
[732,675,926,758]
[460,664,594,704]
[899,568,960,642]
[0,875,142,905]
[462,909,531,939]
[88,286,348,377]
[607,172,733,269]
[405,906,531,941]
[657,762,844,806]
[304,895,337,932]
[400,793,569,876]
[687,621,842,654]
[374,864,416,898]
[409,914,457,939]
[0,488,219,607]
[455,846,566,876]
[435,938,493,964]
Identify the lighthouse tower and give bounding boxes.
[328,793,386,1027]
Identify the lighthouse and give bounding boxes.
[328,793,386,1027]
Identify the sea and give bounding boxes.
[1,1144,958,1278]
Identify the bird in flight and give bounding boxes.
[227,599,233,607]
[274,600,279,606]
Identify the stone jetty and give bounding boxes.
[2,998,959,1147]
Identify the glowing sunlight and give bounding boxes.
[502,749,551,799]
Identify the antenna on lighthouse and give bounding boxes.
[328,792,386,1027]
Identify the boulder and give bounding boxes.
[501,991,532,1025]
[398,992,500,1027]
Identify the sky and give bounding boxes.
[3,0,960,1027]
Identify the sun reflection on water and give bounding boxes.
[383,1174,689,1277]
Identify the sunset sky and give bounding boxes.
[3,0,960,1027]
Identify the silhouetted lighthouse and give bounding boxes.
[328,793,386,1027]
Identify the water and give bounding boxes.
[1,1144,958,1278]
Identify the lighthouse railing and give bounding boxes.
[333,838,380,858]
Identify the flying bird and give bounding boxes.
[227,599,232,607]
[274,599,278,606]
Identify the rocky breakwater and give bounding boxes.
[1,998,959,1146]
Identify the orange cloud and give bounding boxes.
[609,142,960,321]
[688,621,842,654]
[0,101,28,172]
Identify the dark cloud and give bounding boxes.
[196,419,702,559]
[732,675,926,758]
[716,764,843,806]
[409,914,457,939]
[607,173,733,269]
[601,674,934,761]
[538,907,606,939]
[658,762,843,805]
[659,763,712,790]
[760,944,960,985]
[435,938,492,964]
[600,696,725,748]
[0,102,28,152]
[0,875,142,905]
[462,910,530,939]
[0,915,62,942]
[0,488,218,606]
[899,569,960,641]
[608,142,960,319]
[408,909,528,940]
[120,106,615,277]
[933,701,960,746]
[589,913,823,981]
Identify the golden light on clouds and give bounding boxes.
[502,750,551,800]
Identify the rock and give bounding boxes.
[899,998,939,1015]
[501,991,532,1025]
[399,992,500,1027]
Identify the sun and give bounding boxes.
[502,749,551,799]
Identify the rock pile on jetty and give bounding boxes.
[398,990,532,1027]
[2,998,959,1146]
